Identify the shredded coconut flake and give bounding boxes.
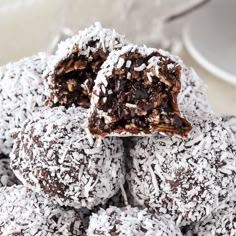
[0,53,49,155]
[87,206,182,236]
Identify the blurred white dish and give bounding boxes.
[0,0,64,65]
[183,0,236,86]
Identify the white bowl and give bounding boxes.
[183,0,236,86]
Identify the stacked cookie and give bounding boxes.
[0,53,49,155]
[0,22,235,235]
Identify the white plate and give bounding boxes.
[183,0,236,86]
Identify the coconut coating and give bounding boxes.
[0,53,49,155]
[0,153,20,187]
[45,22,128,108]
[0,185,85,235]
[89,44,191,137]
[192,194,236,236]
[178,67,212,114]
[98,181,140,210]
[10,106,125,208]
[87,206,182,236]
[127,111,236,226]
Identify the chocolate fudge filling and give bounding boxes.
[47,44,107,108]
[89,50,191,136]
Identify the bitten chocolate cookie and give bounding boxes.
[87,206,182,236]
[0,153,20,187]
[127,111,236,226]
[192,194,236,236]
[10,106,125,209]
[0,185,85,235]
[88,45,191,137]
[0,53,49,155]
[45,22,128,108]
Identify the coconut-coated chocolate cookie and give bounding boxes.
[0,53,49,155]
[45,22,128,108]
[89,45,191,137]
[127,111,236,226]
[0,185,86,235]
[10,106,125,209]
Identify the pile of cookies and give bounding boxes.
[0,22,236,235]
